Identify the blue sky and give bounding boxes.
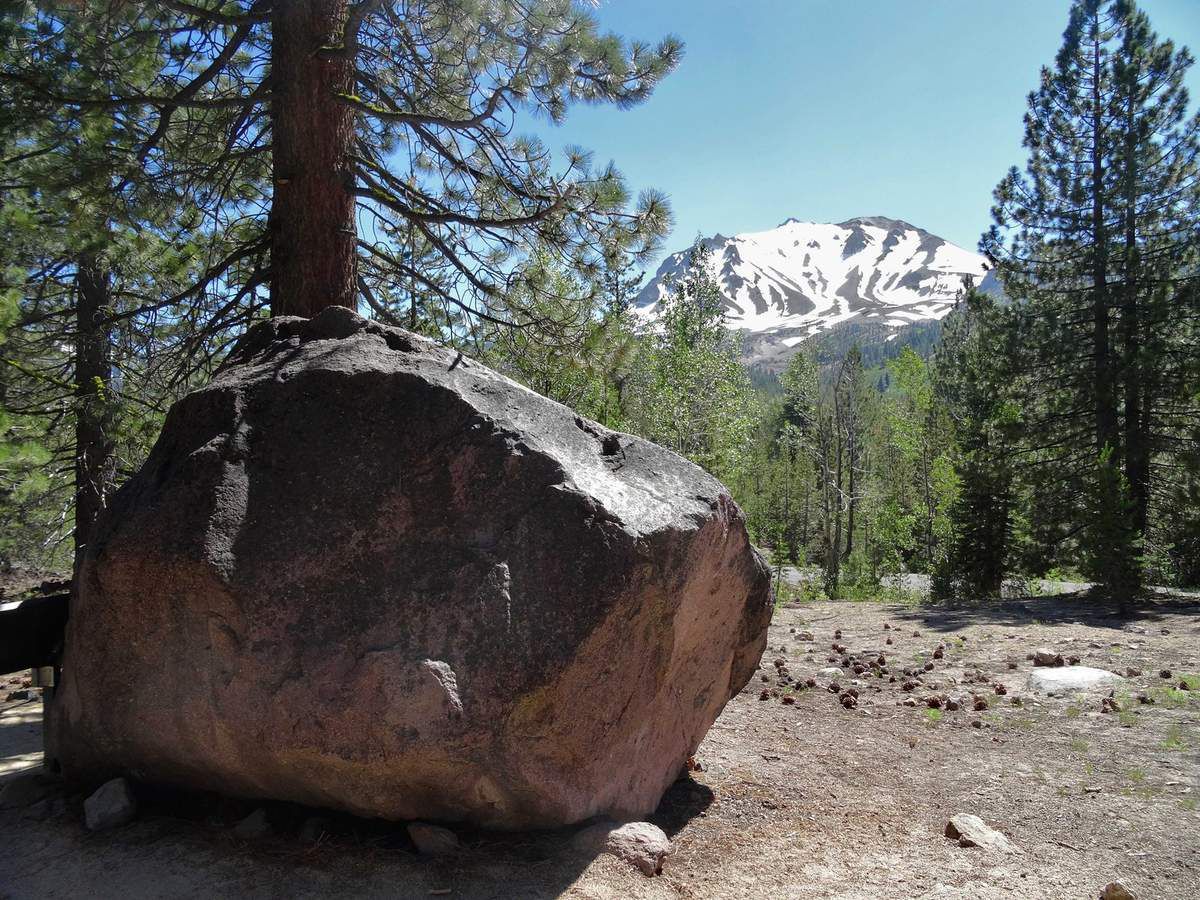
[536,0,1200,264]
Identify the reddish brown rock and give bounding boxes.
[46,308,772,829]
[1033,648,1065,667]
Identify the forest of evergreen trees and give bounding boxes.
[723,0,1200,599]
[1,1,1197,600]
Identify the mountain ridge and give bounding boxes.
[635,215,992,371]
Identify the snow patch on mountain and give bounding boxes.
[635,216,990,370]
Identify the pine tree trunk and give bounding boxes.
[1120,97,1150,535]
[1121,270,1150,537]
[782,456,792,560]
[922,446,934,565]
[831,405,844,591]
[1090,34,1119,459]
[845,434,856,561]
[74,257,115,574]
[801,480,810,551]
[269,0,357,317]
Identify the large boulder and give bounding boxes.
[46,307,772,829]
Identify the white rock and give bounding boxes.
[944,814,1018,853]
[407,822,460,855]
[818,667,841,677]
[573,820,672,876]
[1028,666,1123,696]
[84,777,137,831]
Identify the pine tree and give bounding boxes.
[933,290,1019,599]
[622,242,756,484]
[0,1,681,564]
[480,252,640,428]
[0,4,258,566]
[779,349,819,437]
[836,345,868,563]
[3,2,681,322]
[774,351,822,563]
[983,0,1200,596]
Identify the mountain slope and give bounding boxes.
[634,216,991,371]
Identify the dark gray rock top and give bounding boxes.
[210,307,727,539]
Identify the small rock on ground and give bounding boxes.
[1100,881,1138,900]
[573,820,672,876]
[84,777,137,831]
[407,822,460,855]
[232,808,271,840]
[944,814,1018,853]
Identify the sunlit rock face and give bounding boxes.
[47,306,772,829]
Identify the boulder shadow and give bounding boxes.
[3,760,719,896]
[113,778,710,896]
[648,772,716,837]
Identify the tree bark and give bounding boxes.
[801,479,810,553]
[830,403,844,593]
[1090,33,1120,459]
[74,257,115,574]
[1120,91,1150,535]
[845,438,856,560]
[269,0,357,317]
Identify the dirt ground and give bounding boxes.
[2,591,1198,899]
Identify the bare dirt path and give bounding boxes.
[2,593,1198,899]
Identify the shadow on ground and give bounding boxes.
[0,703,714,899]
[887,590,1200,636]
[649,773,715,836]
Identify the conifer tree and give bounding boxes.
[933,290,1019,598]
[1,3,259,565]
[622,243,755,483]
[836,345,867,562]
[984,0,1200,595]
[2,1,680,324]
[774,350,821,562]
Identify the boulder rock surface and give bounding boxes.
[46,307,772,829]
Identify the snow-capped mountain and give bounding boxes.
[634,216,991,370]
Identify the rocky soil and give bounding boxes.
[2,591,1198,899]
